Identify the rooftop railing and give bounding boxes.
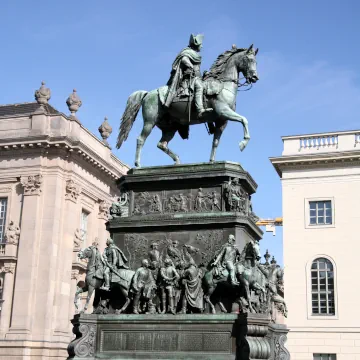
[282,130,360,156]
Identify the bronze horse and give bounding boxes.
[74,246,135,314]
[116,45,259,167]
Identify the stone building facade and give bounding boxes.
[0,84,128,359]
[271,130,360,360]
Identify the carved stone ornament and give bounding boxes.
[4,221,20,245]
[0,263,16,274]
[65,180,81,202]
[98,117,113,149]
[34,81,51,106]
[74,228,84,251]
[67,321,97,358]
[20,174,43,196]
[66,89,82,119]
[98,199,110,220]
[274,333,291,360]
[71,269,80,281]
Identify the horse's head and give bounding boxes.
[78,246,93,260]
[237,44,259,84]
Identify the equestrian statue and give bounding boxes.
[116,34,259,167]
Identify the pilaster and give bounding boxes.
[0,262,16,336]
[55,179,82,333]
[8,174,43,337]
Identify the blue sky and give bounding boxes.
[1,1,360,264]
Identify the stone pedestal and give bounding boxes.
[68,162,290,360]
[67,313,290,360]
[108,162,262,271]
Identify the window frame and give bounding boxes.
[306,255,338,320]
[0,198,7,243]
[304,197,335,229]
[80,209,90,246]
[313,354,337,360]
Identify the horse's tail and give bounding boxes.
[116,90,148,149]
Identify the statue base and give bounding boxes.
[67,313,290,360]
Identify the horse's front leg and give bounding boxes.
[83,285,95,313]
[204,287,217,314]
[214,102,250,152]
[209,124,225,163]
[74,284,88,314]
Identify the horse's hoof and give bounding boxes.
[134,161,141,168]
[174,158,180,165]
[239,141,246,152]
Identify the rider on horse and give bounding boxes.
[211,234,241,285]
[100,238,129,291]
[164,34,213,118]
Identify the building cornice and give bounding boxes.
[0,137,125,181]
[270,150,360,177]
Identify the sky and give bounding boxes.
[1,1,360,264]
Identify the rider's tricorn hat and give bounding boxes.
[189,34,204,47]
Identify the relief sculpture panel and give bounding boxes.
[132,187,222,215]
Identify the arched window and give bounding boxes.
[311,258,335,315]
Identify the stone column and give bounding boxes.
[0,262,16,335]
[8,175,43,337]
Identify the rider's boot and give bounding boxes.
[194,80,213,118]
[100,274,111,291]
[230,269,239,286]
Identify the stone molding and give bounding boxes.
[71,269,80,281]
[73,229,84,251]
[0,262,16,274]
[65,180,81,203]
[98,199,110,220]
[68,318,97,358]
[0,187,12,193]
[266,323,290,360]
[4,221,20,245]
[20,174,43,196]
[0,139,124,180]
[271,151,360,177]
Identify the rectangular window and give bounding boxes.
[80,210,89,245]
[309,200,332,225]
[0,199,7,243]
[313,354,336,360]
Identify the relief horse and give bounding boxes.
[236,240,268,313]
[203,240,267,314]
[74,245,135,314]
[116,45,259,167]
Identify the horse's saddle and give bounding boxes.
[158,79,224,106]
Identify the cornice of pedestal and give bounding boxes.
[0,136,124,181]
